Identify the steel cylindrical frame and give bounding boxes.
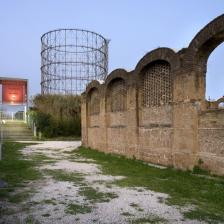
[41,29,108,95]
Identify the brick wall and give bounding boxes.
[81,15,224,175]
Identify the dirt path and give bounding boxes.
[1,141,204,224]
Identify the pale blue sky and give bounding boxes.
[0,0,223,99]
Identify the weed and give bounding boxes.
[78,186,118,203]
[131,215,167,223]
[129,202,139,208]
[65,203,91,215]
[43,169,85,185]
[121,211,133,216]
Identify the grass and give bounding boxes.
[8,190,34,203]
[129,202,139,208]
[44,168,118,204]
[65,203,91,215]
[131,215,167,223]
[40,136,81,141]
[43,169,85,185]
[76,146,224,223]
[78,186,118,203]
[121,211,133,216]
[42,199,57,205]
[0,141,42,200]
[30,153,56,164]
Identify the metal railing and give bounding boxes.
[0,111,25,121]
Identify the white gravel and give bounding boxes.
[0,141,205,224]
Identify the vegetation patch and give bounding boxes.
[129,202,139,208]
[65,203,91,215]
[78,186,118,203]
[30,94,81,138]
[121,211,133,216]
[25,216,40,224]
[76,147,224,223]
[42,213,51,217]
[8,190,34,203]
[131,215,167,224]
[30,153,56,164]
[43,169,85,186]
[0,142,42,200]
[42,199,57,205]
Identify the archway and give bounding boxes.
[206,43,224,101]
[184,14,224,101]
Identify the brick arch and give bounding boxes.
[86,80,102,96]
[184,14,224,72]
[135,47,180,75]
[105,69,129,87]
[135,48,178,108]
[217,97,224,105]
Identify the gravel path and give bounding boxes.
[0,141,205,224]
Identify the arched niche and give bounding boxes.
[106,78,127,112]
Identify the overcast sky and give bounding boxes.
[0,0,223,99]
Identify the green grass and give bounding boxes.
[131,215,167,223]
[41,136,81,141]
[121,211,133,216]
[0,141,42,200]
[43,169,85,185]
[129,202,139,208]
[8,190,34,203]
[78,186,118,203]
[42,199,57,205]
[30,153,56,164]
[76,147,224,223]
[42,213,51,217]
[65,203,91,215]
[44,168,118,204]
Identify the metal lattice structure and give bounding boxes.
[41,29,108,95]
[141,61,172,107]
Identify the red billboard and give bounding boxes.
[1,80,27,104]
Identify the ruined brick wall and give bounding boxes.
[82,15,224,176]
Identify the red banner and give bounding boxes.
[1,80,27,104]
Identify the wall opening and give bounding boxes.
[206,43,224,101]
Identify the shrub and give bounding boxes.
[29,94,81,137]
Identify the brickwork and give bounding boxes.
[82,15,224,176]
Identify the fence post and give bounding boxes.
[34,123,37,137]
[0,120,3,161]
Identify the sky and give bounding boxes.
[0,0,223,100]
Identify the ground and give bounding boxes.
[0,141,223,224]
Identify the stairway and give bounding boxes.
[2,121,34,141]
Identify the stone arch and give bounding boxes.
[135,47,180,75]
[86,80,102,95]
[105,69,128,112]
[217,97,224,108]
[135,48,179,108]
[184,14,224,72]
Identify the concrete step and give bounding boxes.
[2,121,34,141]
